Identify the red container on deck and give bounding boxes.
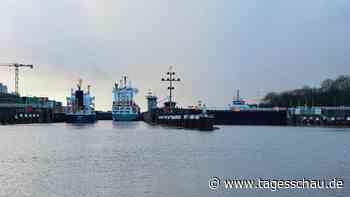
[26,106,33,113]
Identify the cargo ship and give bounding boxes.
[207,90,287,125]
[112,76,140,121]
[66,79,96,123]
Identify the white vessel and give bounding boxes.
[112,76,140,121]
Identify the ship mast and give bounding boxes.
[161,66,181,112]
[123,76,127,88]
[77,78,82,90]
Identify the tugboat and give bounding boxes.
[112,76,140,121]
[66,79,96,123]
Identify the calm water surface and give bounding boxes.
[0,121,349,197]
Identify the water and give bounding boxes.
[0,121,349,197]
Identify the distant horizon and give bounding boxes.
[1,0,349,111]
[1,72,348,112]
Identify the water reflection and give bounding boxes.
[112,121,139,129]
[64,122,96,130]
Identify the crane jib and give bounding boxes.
[0,63,34,95]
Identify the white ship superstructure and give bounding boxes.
[112,76,140,121]
[230,90,250,111]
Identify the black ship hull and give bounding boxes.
[208,110,287,125]
[142,109,287,126]
[65,114,97,123]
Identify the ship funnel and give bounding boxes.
[87,85,91,94]
[123,76,127,87]
[77,78,83,90]
[147,89,152,96]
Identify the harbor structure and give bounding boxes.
[288,106,350,126]
[65,79,96,123]
[112,76,140,121]
[0,92,64,124]
[0,64,65,125]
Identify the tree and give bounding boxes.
[334,75,350,90]
[262,75,350,107]
[321,79,333,91]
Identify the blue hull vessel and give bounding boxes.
[66,114,97,123]
[66,79,97,124]
[112,113,139,121]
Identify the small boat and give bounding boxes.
[65,79,96,123]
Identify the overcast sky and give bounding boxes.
[0,0,349,110]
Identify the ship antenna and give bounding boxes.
[120,79,123,88]
[115,82,118,89]
[87,85,91,94]
[77,78,83,90]
[236,89,240,100]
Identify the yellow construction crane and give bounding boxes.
[0,63,33,95]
